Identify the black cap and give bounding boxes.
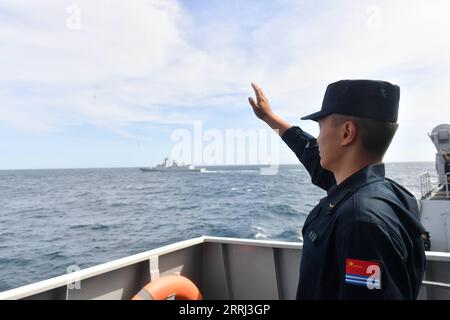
[301,80,400,122]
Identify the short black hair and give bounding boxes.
[331,114,399,159]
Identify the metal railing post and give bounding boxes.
[420,172,432,199]
[446,173,450,198]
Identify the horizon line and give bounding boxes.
[0,161,435,171]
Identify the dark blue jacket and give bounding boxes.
[282,126,426,300]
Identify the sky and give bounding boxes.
[1,0,450,169]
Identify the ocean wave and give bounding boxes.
[275,229,302,242]
[0,257,32,265]
[178,204,200,210]
[69,223,114,231]
[110,202,130,208]
[43,251,67,260]
[0,232,16,237]
[267,204,301,217]
[68,224,90,230]
[95,224,113,230]
[253,226,269,239]
[133,186,156,191]
[232,170,259,173]
[74,191,90,197]
[204,169,259,174]
[255,232,268,239]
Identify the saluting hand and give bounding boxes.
[248,82,274,121]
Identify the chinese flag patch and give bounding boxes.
[345,258,381,289]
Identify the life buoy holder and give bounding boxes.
[132,274,202,300]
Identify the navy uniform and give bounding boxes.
[282,80,427,299]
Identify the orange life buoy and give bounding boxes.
[132,274,202,300]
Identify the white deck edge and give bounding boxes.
[425,251,450,262]
[202,236,303,249]
[0,237,448,300]
[0,236,205,300]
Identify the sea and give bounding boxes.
[0,162,437,292]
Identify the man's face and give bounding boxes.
[317,115,341,171]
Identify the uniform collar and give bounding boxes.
[327,163,385,196]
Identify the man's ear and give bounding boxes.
[340,121,357,146]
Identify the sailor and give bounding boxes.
[442,151,450,187]
[441,150,450,161]
[249,80,426,299]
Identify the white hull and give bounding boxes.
[140,167,206,173]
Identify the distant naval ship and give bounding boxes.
[139,157,206,173]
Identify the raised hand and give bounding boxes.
[248,82,274,121]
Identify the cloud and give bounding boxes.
[0,0,259,135]
[0,107,51,133]
[0,0,449,153]
[246,0,450,113]
[0,0,199,134]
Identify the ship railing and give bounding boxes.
[446,173,450,198]
[422,280,450,290]
[420,172,432,199]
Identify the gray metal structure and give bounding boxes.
[428,124,450,187]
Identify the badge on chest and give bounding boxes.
[307,230,319,243]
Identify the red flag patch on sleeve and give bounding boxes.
[345,258,381,289]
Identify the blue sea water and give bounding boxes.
[0,162,436,292]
